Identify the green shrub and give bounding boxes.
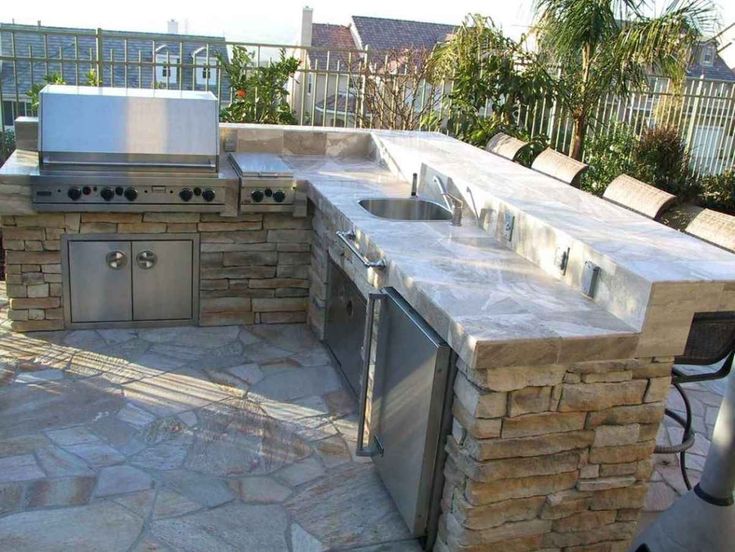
[699,169,735,214]
[0,129,15,167]
[429,14,555,148]
[217,48,299,125]
[581,125,638,195]
[632,126,689,195]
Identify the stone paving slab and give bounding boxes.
[0,293,416,552]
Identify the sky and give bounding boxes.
[2,0,734,44]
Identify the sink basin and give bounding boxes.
[358,198,452,221]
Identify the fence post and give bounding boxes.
[95,28,103,87]
[684,75,704,164]
[358,46,370,128]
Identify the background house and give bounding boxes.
[0,21,229,130]
[292,7,455,126]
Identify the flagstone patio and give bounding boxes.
[0,283,420,552]
[0,279,728,551]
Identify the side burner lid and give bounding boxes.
[228,153,294,178]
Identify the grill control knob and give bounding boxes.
[251,190,264,203]
[193,187,202,196]
[115,186,124,196]
[273,190,286,203]
[82,186,92,195]
[124,187,138,201]
[179,188,193,202]
[67,187,82,200]
[202,189,216,202]
[100,187,115,201]
[264,188,273,197]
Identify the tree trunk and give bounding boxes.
[570,114,587,161]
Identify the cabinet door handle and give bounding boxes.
[136,250,157,269]
[336,231,386,269]
[105,250,127,270]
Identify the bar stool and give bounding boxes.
[655,313,735,489]
[603,174,677,220]
[485,132,529,162]
[685,209,735,252]
[531,148,589,187]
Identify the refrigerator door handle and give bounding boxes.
[356,291,386,457]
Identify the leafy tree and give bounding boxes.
[533,0,715,160]
[217,47,300,125]
[429,14,556,146]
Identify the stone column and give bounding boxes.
[436,356,673,551]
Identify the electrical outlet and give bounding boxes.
[581,261,600,297]
[503,213,515,241]
[223,136,236,152]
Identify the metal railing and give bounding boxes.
[2,24,734,177]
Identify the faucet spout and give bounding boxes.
[432,176,463,226]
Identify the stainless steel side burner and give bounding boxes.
[229,152,297,212]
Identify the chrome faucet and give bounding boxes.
[432,176,463,226]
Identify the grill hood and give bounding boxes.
[38,85,220,173]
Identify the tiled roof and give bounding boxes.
[350,15,455,53]
[0,23,230,99]
[686,43,735,82]
[308,23,361,71]
[315,91,358,114]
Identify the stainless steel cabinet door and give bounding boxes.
[370,288,451,537]
[325,260,367,396]
[68,240,133,323]
[132,240,193,321]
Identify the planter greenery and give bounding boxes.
[217,47,300,125]
[581,124,638,195]
[632,125,690,196]
[0,129,15,167]
[428,14,555,147]
[700,169,735,213]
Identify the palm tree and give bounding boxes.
[533,0,717,160]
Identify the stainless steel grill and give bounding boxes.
[27,85,237,213]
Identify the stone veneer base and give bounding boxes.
[307,169,672,552]
[1,211,312,331]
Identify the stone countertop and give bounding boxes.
[288,155,639,369]
[374,131,735,283]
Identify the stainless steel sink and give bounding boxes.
[358,198,452,221]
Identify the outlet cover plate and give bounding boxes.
[503,213,515,241]
[581,261,600,297]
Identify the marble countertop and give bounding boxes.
[375,131,735,283]
[288,155,639,368]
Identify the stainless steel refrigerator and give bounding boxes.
[357,287,455,548]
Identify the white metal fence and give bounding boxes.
[1,25,734,177]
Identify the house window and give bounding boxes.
[701,44,715,67]
[2,100,30,129]
[307,73,313,95]
[194,56,218,87]
[155,53,179,85]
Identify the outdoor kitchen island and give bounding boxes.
[3,117,735,552]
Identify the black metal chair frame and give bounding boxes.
[654,312,735,489]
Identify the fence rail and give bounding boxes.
[1,25,734,177]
